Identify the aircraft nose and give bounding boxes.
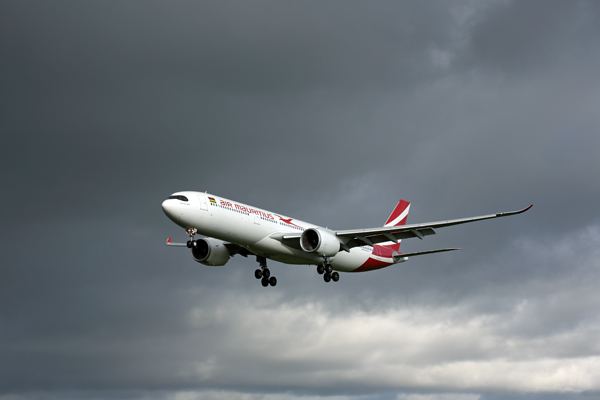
[162,199,175,217]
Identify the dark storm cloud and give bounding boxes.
[467,0,600,74]
[1,1,457,90]
[2,1,600,400]
[1,1,462,186]
[1,0,466,227]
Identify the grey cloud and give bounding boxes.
[466,0,600,75]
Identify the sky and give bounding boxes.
[1,1,600,399]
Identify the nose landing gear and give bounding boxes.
[254,256,277,287]
[185,228,198,248]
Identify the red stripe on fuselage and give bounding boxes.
[353,257,393,272]
[372,244,400,258]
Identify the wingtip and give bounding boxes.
[497,204,533,217]
[522,204,533,213]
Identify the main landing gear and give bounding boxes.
[316,259,339,283]
[254,256,277,287]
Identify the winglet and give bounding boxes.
[496,204,533,217]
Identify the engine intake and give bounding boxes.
[191,238,231,266]
[300,228,340,257]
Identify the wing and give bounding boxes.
[336,204,532,250]
[165,237,255,257]
[268,232,303,250]
[165,237,188,247]
[224,242,255,258]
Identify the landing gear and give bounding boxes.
[185,228,197,248]
[254,268,271,279]
[255,256,276,287]
[323,271,339,282]
[318,258,340,283]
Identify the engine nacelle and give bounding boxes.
[191,238,230,266]
[300,228,341,257]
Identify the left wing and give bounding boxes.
[336,204,532,250]
[165,237,255,257]
[224,243,255,258]
[165,237,187,247]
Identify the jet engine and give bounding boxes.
[191,238,231,266]
[300,228,340,257]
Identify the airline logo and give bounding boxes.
[218,198,275,219]
[276,216,304,229]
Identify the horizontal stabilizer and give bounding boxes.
[400,248,460,258]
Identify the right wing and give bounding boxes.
[335,204,532,250]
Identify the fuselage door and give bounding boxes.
[197,194,208,211]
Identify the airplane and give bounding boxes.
[162,191,532,287]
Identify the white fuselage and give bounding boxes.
[161,191,395,272]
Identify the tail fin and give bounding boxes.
[374,200,411,256]
[384,200,411,227]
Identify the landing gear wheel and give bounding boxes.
[317,265,325,275]
[255,256,276,286]
[331,272,339,282]
[325,264,333,274]
[324,273,331,283]
[185,228,197,248]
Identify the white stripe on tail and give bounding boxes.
[384,200,411,227]
[376,199,411,252]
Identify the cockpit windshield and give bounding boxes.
[169,195,189,201]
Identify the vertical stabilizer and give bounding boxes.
[384,200,411,227]
[374,200,411,257]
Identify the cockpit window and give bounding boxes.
[169,195,189,201]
